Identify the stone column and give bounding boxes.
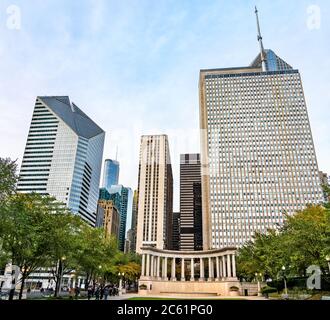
[146,254,150,277]
[150,255,154,277]
[171,257,176,281]
[222,256,227,278]
[227,254,232,278]
[199,258,205,281]
[219,256,223,279]
[141,254,145,277]
[232,254,236,278]
[208,257,214,281]
[215,257,220,281]
[181,259,185,281]
[154,256,157,277]
[162,257,168,281]
[190,258,195,282]
[156,256,160,279]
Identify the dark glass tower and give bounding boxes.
[179,154,202,251]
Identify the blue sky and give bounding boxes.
[0,0,329,211]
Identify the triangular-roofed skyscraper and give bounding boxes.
[17,96,105,226]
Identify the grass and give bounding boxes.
[128,297,246,301]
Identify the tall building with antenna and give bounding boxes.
[199,7,323,249]
[102,159,120,190]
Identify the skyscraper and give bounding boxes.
[172,211,180,251]
[199,10,323,249]
[179,154,202,251]
[102,159,120,190]
[99,185,132,251]
[17,96,105,226]
[130,190,138,252]
[135,135,173,253]
[97,199,120,239]
[193,182,203,251]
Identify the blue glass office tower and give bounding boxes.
[102,159,119,190]
[99,185,133,251]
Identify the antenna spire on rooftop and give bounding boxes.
[255,6,267,71]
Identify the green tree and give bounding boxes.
[45,211,85,297]
[283,205,330,274]
[0,158,18,265]
[0,157,17,202]
[74,225,118,289]
[0,193,70,299]
[237,205,330,281]
[237,230,288,280]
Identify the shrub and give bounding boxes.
[261,286,277,294]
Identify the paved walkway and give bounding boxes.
[104,293,267,300]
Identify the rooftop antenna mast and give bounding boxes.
[255,6,267,71]
[115,145,118,161]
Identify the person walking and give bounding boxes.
[75,286,80,300]
[103,286,109,300]
[95,287,100,300]
[100,286,104,300]
[87,286,93,300]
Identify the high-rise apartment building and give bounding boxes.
[17,96,105,226]
[179,154,202,251]
[135,135,173,253]
[199,11,323,249]
[102,159,120,190]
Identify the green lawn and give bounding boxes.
[128,297,246,301]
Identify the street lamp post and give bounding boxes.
[59,256,66,294]
[255,272,262,297]
[118,272,125,296]
[326,256,330,274]
[98,265,102,289]
[282,266,288,295]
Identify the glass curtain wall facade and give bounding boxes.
[99,185,132,251]
[17,96,105,226]
[102,159,120,190]
[179,154,202,251]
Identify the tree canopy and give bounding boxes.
[0,157,140,299]
[237,205,330,281]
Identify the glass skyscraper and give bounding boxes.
[99,185,132,251]
[179,154,202,251]
[102,159,120,190]
[17,96,105,226]
[199,50,324,249]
